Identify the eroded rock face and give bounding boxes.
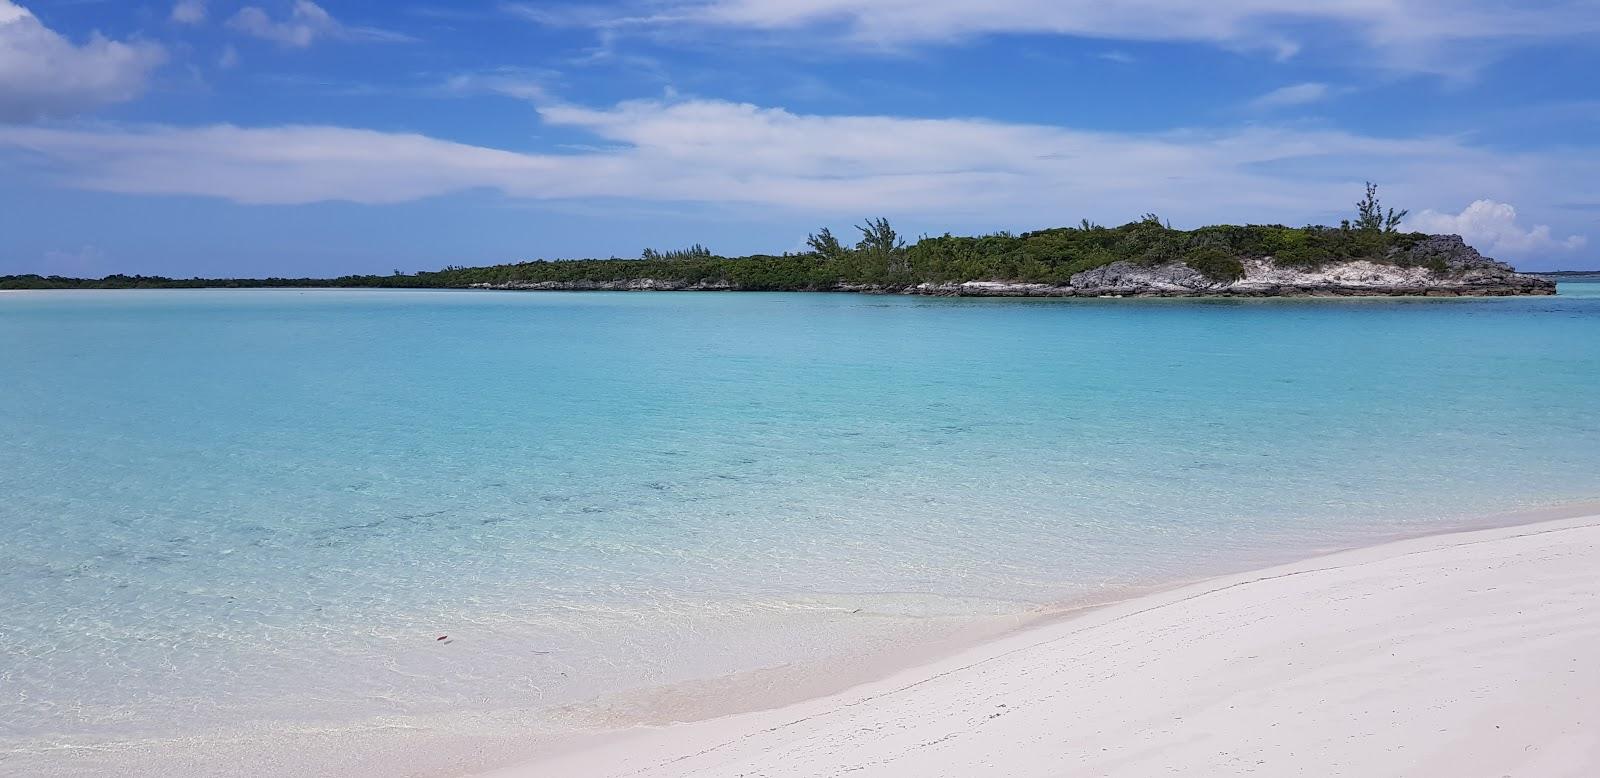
[909,281,1077,297]
[905,258,1553,298]
[1068,261,1226,294]
[1401,234,1513,272]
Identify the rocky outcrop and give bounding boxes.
[908,235,1554,298]
[1068,261,1220,295]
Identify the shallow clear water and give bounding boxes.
[3,286,1599,757]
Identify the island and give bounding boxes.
[464,232,1551,298]
[1,188,1559,297]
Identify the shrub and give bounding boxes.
[1185,246,1245,282]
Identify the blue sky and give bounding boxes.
[1,0,1597,276]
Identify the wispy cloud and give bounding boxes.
[227,1,415,48]
[522,0,1600,74]
[170,0,207,25]
[405,5,502,24]
[1,95,1594,262]
[435,68,550,101]
[499,2,653,30]
[0,0,167,122]
[1248,82,1333,110]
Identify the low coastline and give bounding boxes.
[493,503,1600,778]
[2,233,1561,298]
[465,239,1557,298]
[469,276,1554,297]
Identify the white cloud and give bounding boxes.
[528,0,1600,73]
[228,1,330,47]
[0,97,1592,262]
[1405,200,1587,257]
[0,123,552,204]
[0,0,166,121]
[171,0,207,25]
[227,1,414,48]
[218,44,240,69]
[1248,82,1331,110]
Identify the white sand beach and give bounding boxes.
[494,514,1600,777]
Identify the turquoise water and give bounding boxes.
[3,286,1599,766]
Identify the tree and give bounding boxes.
[642,245,712,261]
[855,217,904,255]
[1354,182,1408,233]
[806,227,845,260]
[856,217,908,274]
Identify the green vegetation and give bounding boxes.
[641,244,713,261]
[4,186,1445,291]
[1351,181,1408,233]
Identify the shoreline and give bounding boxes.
[531,499,1600,731]
[471,275,1555,297]
[1,281,1562,299]
[8,501,1598,777]
[487,504,1600,777]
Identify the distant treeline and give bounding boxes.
[4,218,1454,292]
[6,186,1477,291]
[1,274,389,290]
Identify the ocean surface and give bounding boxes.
[4,285,1599,770]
